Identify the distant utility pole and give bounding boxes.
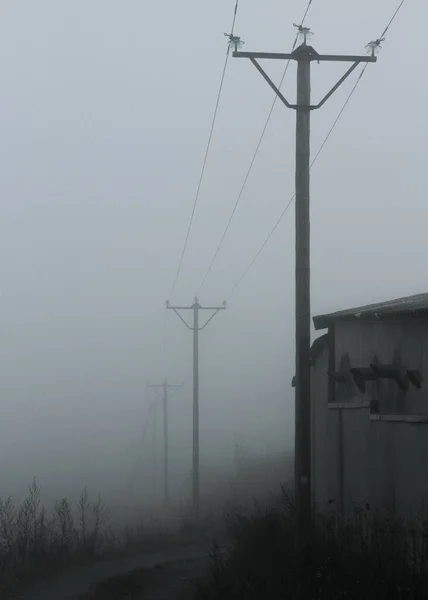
[151,401,157,498]
[166,297,226,514]
[233,27,376,534]
[148,379,183,507]
[130,402,155,497]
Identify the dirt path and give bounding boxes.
[17,544,214,600]
[139,552,210,600]
[79,551,212,600]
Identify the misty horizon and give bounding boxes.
[0,0,422,506]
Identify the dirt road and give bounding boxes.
[17,544,214,600]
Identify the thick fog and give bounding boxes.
[0,0,424,508]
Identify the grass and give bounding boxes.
[0,478,228,595]
[0,455,289,595]
[15,471,428,598]
[8,460,428,599]
[0,479,113,592]
[192,491,428,600]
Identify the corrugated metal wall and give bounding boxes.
[334,319,428,414]
[312,318,428,518]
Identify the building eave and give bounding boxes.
[313,293,428,331]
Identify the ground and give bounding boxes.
[13,544,214,600]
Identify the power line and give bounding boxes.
[227,66,366,296]
[226,2,406,298]
[227,66,367,296]
[311,65,368,166]
[300,0,313,25]
[169,0,240,300]
[196,0,314,296]
[380,0,405,39]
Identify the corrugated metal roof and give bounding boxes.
[313,293,428,330]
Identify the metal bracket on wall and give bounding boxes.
[350,367,379,395]
[370,357,409,392]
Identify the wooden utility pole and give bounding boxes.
[166,297,226,515]
[130,402,155,498]
[151,401,157,499]
[148,379,183,507]
[233,26,376,536]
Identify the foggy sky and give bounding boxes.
[0,0,423,503]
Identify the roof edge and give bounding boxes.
[313,315,331,330]
[313,293,428,330]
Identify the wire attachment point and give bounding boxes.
[224,32,244,52]
[365,38,385,56]
[293,24,313,45]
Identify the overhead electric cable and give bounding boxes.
[225,0,406,298]
[169,0,240,299]
[196,0,314,296]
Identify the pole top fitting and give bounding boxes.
[293,23,313,45]
[165,300,170,308]
[224,32,244,52]
[365,38,385,56]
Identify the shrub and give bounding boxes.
[194,491,428,600]
[0,480,111,587]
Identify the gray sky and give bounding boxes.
[0,0,423,503]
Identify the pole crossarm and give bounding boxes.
[198,304,227,311]
[199,307,225,330]
[250,58,295,109]
[238,47,376,111]
[166,299,226,330]
[149,382,183,400]
[165,304,194,310]
[171,308,193,329]
[148,383,183,389]
[233,49,377,63]
[312,61,360,109]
